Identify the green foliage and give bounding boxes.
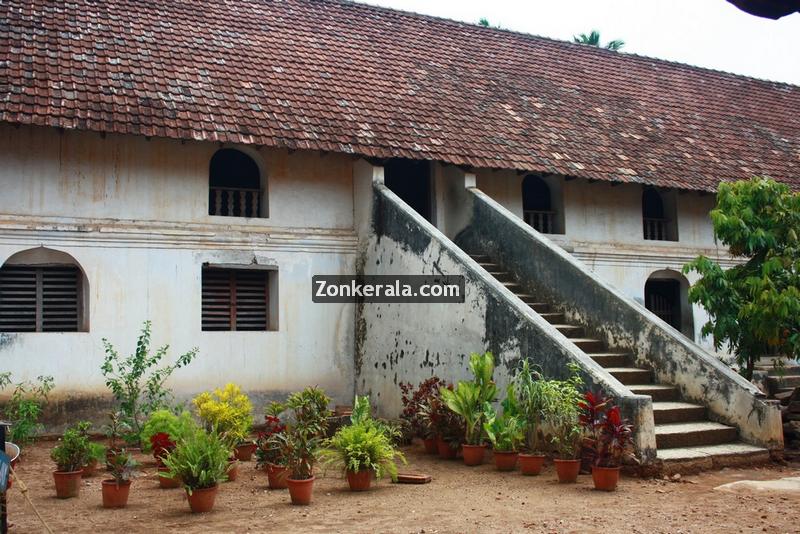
[140,409,198,452]
[107,449,139,483]
[0,373,54,444]
[50,423,91,472]
[103,411,132,450]
[193,383,253,447]
[683,177,800,378]
[482,390,525,452]
[321,396,406,480]
[573,29,625,51]
[543,367,585,459]
[440,352,498,445]
[511,361,552,452]
[101,321,198,445]
[161,428,229,491]
[270,387,332,480]
[86,441,106,463]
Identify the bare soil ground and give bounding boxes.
[6,441,800,533]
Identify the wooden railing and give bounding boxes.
[643,217,667,240]
[210,187,261,218]
[523,210,554,234]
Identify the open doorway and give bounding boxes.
[384,159,432,222]
[644,270,694,338]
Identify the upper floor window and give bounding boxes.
[202,267,273,331]
[642,187,677,241]
[522,174,562,234]
[208,149,265,218]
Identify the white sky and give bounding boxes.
[358,0,800,86]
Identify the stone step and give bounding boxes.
[766,375,800,390]
[629,384,680,402]
[589,352,631,368]
[568,338,605,353]
[653,401,706,424]
[657,443,770,475]
[539,312,565,323]
[553,324,584,337]
[487,271,514,282]
[527,302,551,313]
[503,282,524,291]
[655,421,738,449]
[607,367,652,385]
[469,254,492,263]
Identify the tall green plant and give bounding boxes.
[482,389,524,453]
[543,369,585,459]
[270,387,331,480]
[440,352,498,445]
[0,373,54,444]
[511,361,552,453]
[101,321,198,444]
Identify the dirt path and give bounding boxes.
[6,441,800,533]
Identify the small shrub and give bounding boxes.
[51,423,91,472]
[255,402,287,468]
[269,387,331,480]
[440,352,498,445]
[107,449,139,484]
[0,372,54,444]
[103,411,132,451]
[543,368,585,459]
[161,428,229,492]
[579,391,635,468]
[399,377,446,438]
[87,442,106,464]
[140,409,197,452]
[482,389,525,452]
[193,383,253,447]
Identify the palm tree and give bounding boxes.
[573,30,624,51]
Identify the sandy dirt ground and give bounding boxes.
[5,441,800,533]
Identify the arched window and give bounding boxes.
[522,175,554,233]
[644,270,694,339]
[0,248,88,332]
[208,149,264,218]
[642,187,668,240]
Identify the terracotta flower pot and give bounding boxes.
[186,484,218,513]
[287,476,315,505]
[592,465,621,491]
[266,463,289,490]
[234,442,258,462]
[461,444,487,466]
[436,436,457,460]
[53,470,82,499]
[554,459,581,483]
[101,479,131,508]
[82,459,98,477]
[422,437,437,454]
[226,459,239,482]
[518,453,546,476]
[158,466,181,489]
[346,469,372,491]
[493,450,519,471]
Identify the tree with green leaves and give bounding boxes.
[573,30,625,51]
[683,177,800,379]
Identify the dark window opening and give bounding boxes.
[643,187,667,240]
[645,279,680,330]
[384,159,432,222]
[0,265,81,332]
[522,175,555,233]
[202,268,269,331]
[209,149,262,217]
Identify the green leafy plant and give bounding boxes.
[107,449,139,484]
[50,423,91,472]
[321,396,406,480]
[255,402,288,468]
[87,441,106,464]
[417,385,464,449]
[440,352,498,445]
[161,428,229,492]
[483,388,525,452]
[543,369,585,459]
[0,373,54,444]
[140,409,197,452]
[103,411,132,451]
[683,177,800,379]
[269,387,331,480]
[101,321,198,445]
[511,361,552,453]
[193,383,254,447]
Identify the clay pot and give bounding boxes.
[461,444,487,466]
[234,442,258,462]
[53,470,83,499]
[82,459,99,477]
[554,459,581,483]
[158,466,181,489]
[592,465,621,491]
[287,476,315,505]
[101,479,131,508]
[493,450,519,471]
[422,437,437,454]
[518,453,546,476]
[226,459,239,482]
[436,436,457,460]
[186,484,219,513]
[266,463,289,490]
[346,469,372,491]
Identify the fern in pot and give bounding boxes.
[161,428,230,513]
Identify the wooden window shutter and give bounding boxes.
[202,268,268,331]
[0,265,80,333]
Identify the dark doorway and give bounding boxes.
[645,279,681,330]
[384,159,432,222]
[522,175,553,233]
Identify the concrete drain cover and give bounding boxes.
[714,477,800,493]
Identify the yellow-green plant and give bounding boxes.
[193,383,254,446]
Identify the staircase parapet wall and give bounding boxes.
[460,188,783,452]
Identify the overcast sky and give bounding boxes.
[359,0,800,86]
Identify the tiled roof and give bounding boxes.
[1,0,798,191]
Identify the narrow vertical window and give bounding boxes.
[202,268,269,331]
[522,175,555,233]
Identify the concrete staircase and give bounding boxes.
[470,253,771,472]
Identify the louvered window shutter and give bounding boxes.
[202,268,268,331]
[0,265,81,332]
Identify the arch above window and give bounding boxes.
[522,174,562,234]
[644,269,694,339]
[0,247,89,332]
[208,148,266,218]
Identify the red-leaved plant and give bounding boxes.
[255,413,287,468]
[399,377,446,439]
[579,391,635,468]
[150,432,176,464]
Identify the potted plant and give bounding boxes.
[544,370,585,483]
[255,402,289,489]
[580,391,635,491]
[102,449,138,508]
[103,411,132,469]
[161,428,230,513]
[321,396,406,491]
[83,442,106,477]
[50,423,91,498]
[440,352,498,466]
[417,386,462,460]
[193,383,255,461]
[512,361,552,475]
[141,409,196,463]
[483,391,525,471]
[399,377,446,454]
[270,386,331,505]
